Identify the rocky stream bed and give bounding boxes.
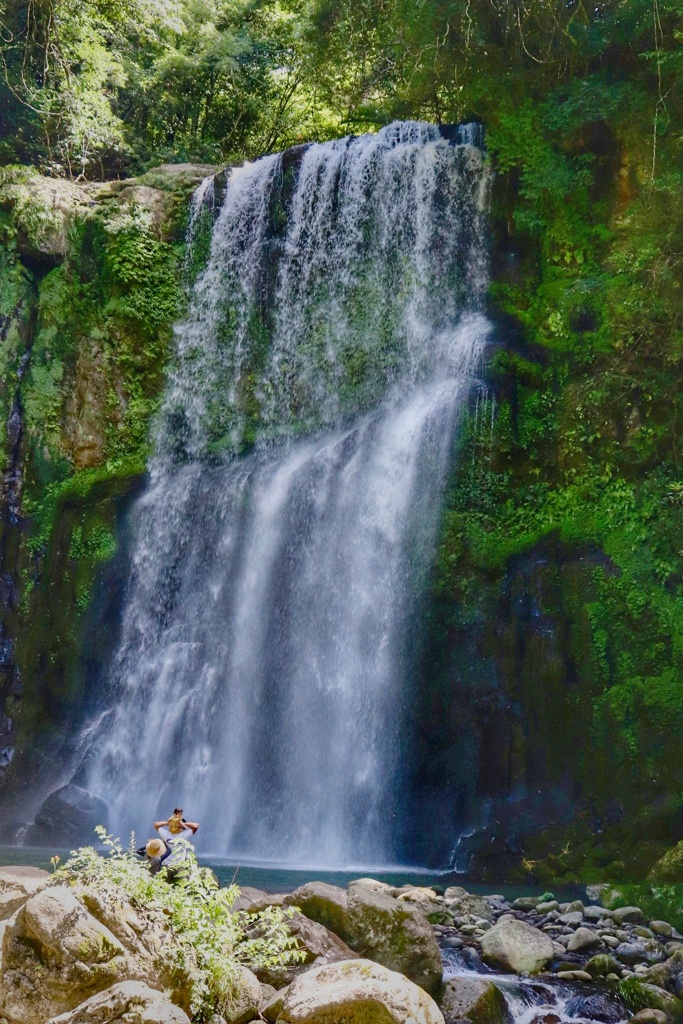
[0,864,681,1024]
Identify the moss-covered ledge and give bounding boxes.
[0,163,214,823]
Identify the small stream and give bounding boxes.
[441,948,626,1024]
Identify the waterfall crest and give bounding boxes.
[88,121,491,868]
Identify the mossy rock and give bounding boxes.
[648,843,683,883]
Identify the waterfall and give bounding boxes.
[87,121,491,868]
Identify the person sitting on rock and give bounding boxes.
[152,808,199,879]
[143,836,168,875]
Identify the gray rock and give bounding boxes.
[439,976,507,1024]
[614,907,646,925]
[449,894,495,922]
[565,994,625,1023]
[586,906,612,921]
[652,922,675,938]
[559,911,584,926]
[284,881,348,939]
[256,910,355,988]
[632,985,683,1022]
[617,942,663,966]
[512,897,543,912]
[26,784,109,846]
[344,882,443,995]
[44,981,190,1024]
[568,927,602,953]
[481,917,553,974]
[274,959,445,1024]
[261,985,289,1022]
[444,886,470,902]
[629,1011,668,1024]
[537,901,560,914]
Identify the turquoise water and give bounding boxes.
[0,847,583,900]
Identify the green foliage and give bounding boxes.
[619,976,654,1013]
[54,828,304,1021]
[608,883,683,933]
[0,0,336,176]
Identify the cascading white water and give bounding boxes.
[88,121,491,868]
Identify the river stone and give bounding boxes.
[617,942,663,965]
[275,959,445,1024]
[565,994,625,1023]
[481,917,553,974]
[345,882,443,994]
[652,922,675,938]
[26,784,109,846]
[439,975,507,1024]
[284,882,349,939]
[614,907,646,925]
[586,906,612,921]
[630,1012,669,1024]
[559,911,584,926]
[568,927,602,952]
[449,894,495,922]
[537,901,560,914]
[444,887,470,902]
[221,966,262,1024]
[262,984,289,1022]
[256,910,355,987]
[44,981,190,1024]
[512,897,543,912]
[634,986,683,1022]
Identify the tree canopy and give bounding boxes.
[1,0,680,177]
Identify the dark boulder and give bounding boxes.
[565,994,626,1023]
[25,784,108,846]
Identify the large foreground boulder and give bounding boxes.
[45,981,190,1024]
[275,959,445,1024]
[344,881,443,994]
[0,883,181,1024]
[481,916,554,974]
[439,976,507,1024]
[0,886,127,1023]
[286,879,443,994]
[0,864,50,920]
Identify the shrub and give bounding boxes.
[53,828,304,1021]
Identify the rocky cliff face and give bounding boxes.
[0,164,214,829]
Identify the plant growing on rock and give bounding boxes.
[53,827,305,1021]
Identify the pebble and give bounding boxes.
[442,936,463,949]
[602,935,621,948]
